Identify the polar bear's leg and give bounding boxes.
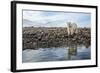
[70,28,72,35]
[67,27,69,35]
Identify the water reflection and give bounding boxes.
[22,42,91,63]
[68,44,77,59]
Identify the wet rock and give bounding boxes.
[23,27,91,50]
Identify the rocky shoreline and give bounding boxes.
[23,27,91,50]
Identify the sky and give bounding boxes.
[23,10,91,28]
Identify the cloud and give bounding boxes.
[23,10,91,27]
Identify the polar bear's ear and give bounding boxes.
[72,22,76,26]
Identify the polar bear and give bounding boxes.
[67,22,78,36]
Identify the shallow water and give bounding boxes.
[22,46,91,63]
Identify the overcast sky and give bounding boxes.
[23,10,91,27]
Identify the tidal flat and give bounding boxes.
[22,27,91,62]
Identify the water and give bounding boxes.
[22,46,91,63]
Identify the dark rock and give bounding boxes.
[22,27,91,50]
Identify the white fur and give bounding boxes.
[67,22,78,35]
